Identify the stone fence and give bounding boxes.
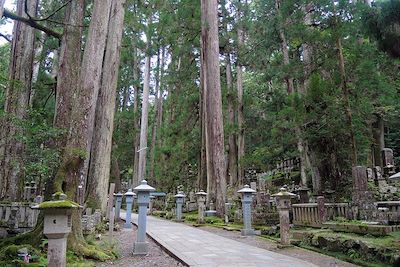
[292,202,351,227]
[0,202,39,234]
[375,201,400,223]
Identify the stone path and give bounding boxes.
[120,212,316,267]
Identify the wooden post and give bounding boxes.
[106,183,115,220]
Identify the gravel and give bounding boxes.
[95,223,184,267]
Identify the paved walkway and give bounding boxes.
[120,212,316,267]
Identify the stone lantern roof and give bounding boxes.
[272,187,297,198]
[134,180,155,192]
[195,190,207,196]
[124,189,136,196]
[174,191,186,198]
[237,185,256,194]
[33,192,81,210]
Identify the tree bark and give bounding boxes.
[236,0,245,186]
[87,0,126,213]
[137,53,151,184]
[132,40,141,187]
[201,0,227,215]
[149,47,165,185]
[333,1,358,166]
[0,0,38,201]
[53,0,84,142]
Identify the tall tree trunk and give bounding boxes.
[0,0,38,201]
[198,37,207,191]
[226,54,238,187]
[87,0,125,213]
[53,0,84,142]
[149,47,165,185]
[372,114,385,167]
[201,0,227,215]
[149,49,161,184]
[132,41,141,187]
[333,1,358,166]
[54,0,112,248]
[137,53,151,184]
[30,31,46,107]
[236,0,245,186]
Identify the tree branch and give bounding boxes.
[3,9,62,39]
[0,33,11,43]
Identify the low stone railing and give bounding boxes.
[375,201,400,223]
[0,202,39,233]
[292,202,351,227]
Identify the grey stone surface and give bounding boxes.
[120,212,315,267]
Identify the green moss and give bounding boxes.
[0,244,47,267]
[38,200,80,209]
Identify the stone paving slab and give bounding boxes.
[120,211,316,267]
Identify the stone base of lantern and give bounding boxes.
[133,241,149,255]
[241,228,254,236]
[47,237,67,267]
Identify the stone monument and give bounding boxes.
[174,191,186,222]
[237,185,256,236]
[195,190,207,224]
[124,189,136,228]
[34,193,80,267]
[114,192,123,222]
[273,187,296,247]
[133,180,155,255]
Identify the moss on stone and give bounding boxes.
[38,200,80,209]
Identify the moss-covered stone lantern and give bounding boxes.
[34,193,80,267]
[272,187,296,247]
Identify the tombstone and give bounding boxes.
[352,166,375,220]
[205,201,217,217]
[367,168,374,181]
[258,178,266,192]
[353,166,368,192]
[297,187,310,203]
[374,166,383,180]
[133,180,155,255]
[35,193,80,267]
[24,182,31,201]
[382,148,394,167]
[317,196,326,223]
[272,187,296,247]
[124,189,136,228]
[114,192,123,221]
[238,185,256,236]
[195,190,207,224]
[174,191,185,222]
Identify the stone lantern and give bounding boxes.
[272,187,296,247]
[133,180,155,255]
[124,189,136,228]
[174,191,186,222]
[34,193,80,267]
[195,190,207,224]
[237,185,256,236]
[114,192,123,221]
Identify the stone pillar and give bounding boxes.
[317,196,326,223]
[35,193,80,267]
[273,187,296,247]
[124,189,136,228]
[133,180,155,255]
[238,185,256,236]
[224,202,232,223]
[114,192,123,221]
[174,191,185,222]
[195,190,207,224]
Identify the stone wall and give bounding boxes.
[0,202,39,234]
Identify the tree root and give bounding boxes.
[71,240,116,262]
